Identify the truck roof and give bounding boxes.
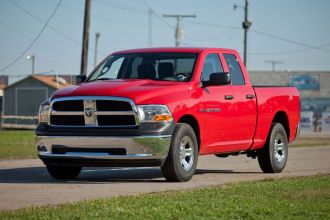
[112,47,237,54]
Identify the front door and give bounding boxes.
[200,53,237,154]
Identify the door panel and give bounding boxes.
[223,53,257,150]
[229,86,257,148]
[201,86,237,154]
[199,52,238,154]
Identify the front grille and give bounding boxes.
[96,100,132,111]
[53,100,83,111]
[97,115,136,126]
[49,97,137,127]
[51,115,85,126]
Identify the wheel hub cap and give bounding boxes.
[274,134,286,163]
[179,136,194,171]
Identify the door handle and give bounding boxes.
[246,94,255,99]
[224,95,234,100]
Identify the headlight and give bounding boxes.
[38,103,50,124]
[137,105,173,123]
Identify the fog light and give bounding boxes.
[37,146,47,152]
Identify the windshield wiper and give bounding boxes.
[87,77,114,82]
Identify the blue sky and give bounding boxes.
[0,0,329,80]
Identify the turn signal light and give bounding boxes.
[154,114,172,122]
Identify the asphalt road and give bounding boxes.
[0,146,329,211]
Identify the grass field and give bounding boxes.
[0,130,329,159]
[0,130,36,159]
[0,175,329,219]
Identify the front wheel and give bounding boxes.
[258,123,288,173]
[46,165,82,180]
[161,123,198,182]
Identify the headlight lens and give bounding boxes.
[38,104,50,123]
[137,105,173,123]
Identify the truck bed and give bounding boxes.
[251,86,300,150]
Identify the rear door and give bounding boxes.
[222,53,257,149]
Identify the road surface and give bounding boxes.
[0,146,329,210]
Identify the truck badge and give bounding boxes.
[84,107,93,117]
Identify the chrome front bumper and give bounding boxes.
[36,135,172,167]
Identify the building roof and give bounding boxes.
[4,75,72,90]
[0,83,6,90]
[31,75,71,89]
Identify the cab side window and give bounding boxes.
[223,53,245,85]
[201,53,223,82]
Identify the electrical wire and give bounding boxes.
[47,0,152,28]
[95,0,147,16]
[251,29,330,53]
[185,20,241,30]
[0,20,78,64]
[185,15,242,42]
[8,0,81,45]
[0,0,63,72]
[141,0,175,29]
[250,43,330,56]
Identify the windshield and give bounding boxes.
[88,53,198,82]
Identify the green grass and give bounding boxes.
[290,136,330,147]
[0,175,329,219]
[0,130,36,159]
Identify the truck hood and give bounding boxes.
[51,79,190,104]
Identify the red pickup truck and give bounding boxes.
[36,47,300,182]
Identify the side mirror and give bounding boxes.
[202,72,231,87]
[76,75,87,84]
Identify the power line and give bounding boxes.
[48,0,156,28]
[8,0,81,45]
[0,20,78,63]
[251,29,330,53]
[95,0,147,15]
[141,0,174,29]
[250,43,330,56]
[184,15,242,42]
[265,60,283,71]
[0,0,62,72]
[185,20,240,30]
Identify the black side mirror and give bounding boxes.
[76,75,87,84]
[202,72,231,87]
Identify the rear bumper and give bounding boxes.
[36,135,172,167]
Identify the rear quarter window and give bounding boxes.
[223,53,245,85]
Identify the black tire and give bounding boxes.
[46,165,82,180]
[258,122,288,173]
[161,123,198,182]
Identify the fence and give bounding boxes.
[0,115,38,129]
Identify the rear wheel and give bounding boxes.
[258,123,288,173]
[46,165,82,180]
[161,123,198,182]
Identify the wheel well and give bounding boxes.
[272,111,290,140]
[178,115,201,150]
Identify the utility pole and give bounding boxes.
[148,9,153,47]
[163,14,196,47]
[265,60,284,71]
[26,54,35,75]
[94,32,100,68]
[234,0,251,67]
[80,0,91,76]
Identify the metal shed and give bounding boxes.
[1,75,71,129]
